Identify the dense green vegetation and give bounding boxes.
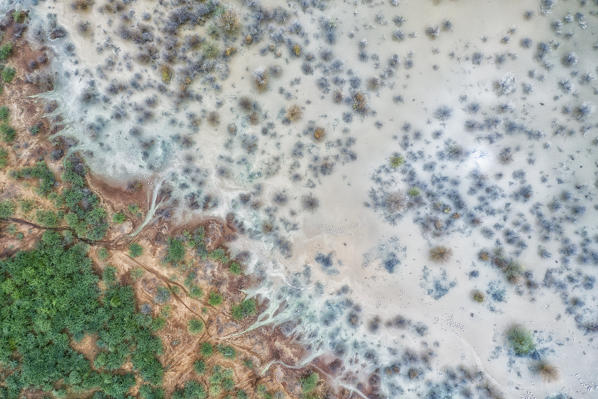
[0,232,164,397]
[60,157,109,240]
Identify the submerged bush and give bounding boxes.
[507,325,535,356]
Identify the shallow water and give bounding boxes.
[7,0,598,397]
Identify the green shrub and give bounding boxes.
[231,299,257,320]
[139,384,165,399]
[13,161,56,196]
[154,286,171,304]
[507,325,535,356]
[29,123,41,136]
[1,123,16,142]
[102,265,117,286]
[200,342,213,357]
[216,344,236,359]
[97,247,109,260]
[19,199,34,214]
[112,211,126,224]
[189,285,203,299]
[0,232,164,395]
[2,66,16,83]
[408,187,420,197]
[131,267,145,280]
[35,209,61,227]
[208,248,228,263]
[12,10,26,23]
[229,262,242,275]
[172,380,206,399]
[188,318,204,334]
[222,376,234,391]
[0,199,16,218]
[129,242,143,257]
[0,43,13,61]
[0,105,9,121]
[0,147,7,168]
[208,291,223,306]
[301,372,319,394]
[390,155,405,168]
[165,237,185,264]
[194,359,206,374]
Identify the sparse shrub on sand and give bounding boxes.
[200,342,214,357]
[352,92,367,113]
[384,191,405,215]
[313,127,325,141]
[254,69,268,92]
